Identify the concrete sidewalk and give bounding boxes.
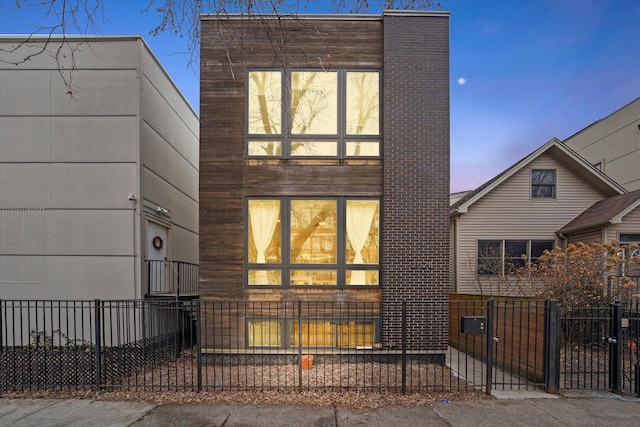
[2,392,640,426]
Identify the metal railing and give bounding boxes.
[6,298,636,396]
[1,299,489,394]
[147,260,199,297]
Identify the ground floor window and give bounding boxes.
[248,319,378,349]
[477,239,554,276]
[246,197,380,287]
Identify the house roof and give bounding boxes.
[450,138,626,216]
[557,189,640,235]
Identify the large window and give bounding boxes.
[531,170,556,198]
[247,70,380,159]
[477,239,554,276]
[246,198,380,286]
[247,319,378,349]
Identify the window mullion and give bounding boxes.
[282,71,291,159]
[337,198,346,287]
[338,70,346,159]
[283,196,291,286]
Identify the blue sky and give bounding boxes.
[2,0,640,192]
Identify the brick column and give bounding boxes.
[382,12,450,352]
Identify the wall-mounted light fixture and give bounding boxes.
[156,206,169,215]
[128,193,137,201]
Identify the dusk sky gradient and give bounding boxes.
[2,0,640,193]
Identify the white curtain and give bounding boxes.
[346,201,378,285]
[249,200,280,284]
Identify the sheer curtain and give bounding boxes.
[346,201,378,285]
[249,200,280,284]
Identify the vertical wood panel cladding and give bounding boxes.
[200,17,384,300]
[381,14,450,351]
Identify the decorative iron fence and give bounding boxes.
[4,298,637,396]
[1,299,487,394]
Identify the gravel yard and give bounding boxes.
[2,355,487,408]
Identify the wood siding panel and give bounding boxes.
[454,154,610,294]
[200,18,383,302]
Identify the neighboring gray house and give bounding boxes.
[564,96,640,191]
[450,138,626,294]
[0,35,199,300]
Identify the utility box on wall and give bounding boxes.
[461,316,486,334]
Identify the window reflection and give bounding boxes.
[291,71,338,135]
[346,72,379,135]
[290,200,337,264]
[248,71,281,135]
[248,141,282,156]
[346,141,379,157]
[291,141,337,157]
[290,270,337,285]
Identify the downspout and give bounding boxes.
[556,231,567,250]
[452,217,458,293]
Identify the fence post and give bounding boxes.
[177,262,181,299]
[196,300,202,393]
[94,299,102,391]
[610,302,622,394]
[543,300,560,393]
[402,301,407,395]
[298,301,303,393]
[485,299,494,395]
[173,299,181,359]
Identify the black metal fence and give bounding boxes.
[3,298,639,396]
[559,301,640,395]
[1,299,484,394]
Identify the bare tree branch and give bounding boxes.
[1,0,441,95]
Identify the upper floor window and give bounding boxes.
[531,170,556,198]
[246,197,380,287]
[247,70,380,159]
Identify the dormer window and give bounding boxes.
[531,170,556,198]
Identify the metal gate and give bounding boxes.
[560,302,640,395]
[450,298,550,393]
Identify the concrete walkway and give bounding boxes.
[2,392,640,427]
[446,346,555,399]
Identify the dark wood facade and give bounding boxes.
[200,17,384,304]
[200,13,450,351]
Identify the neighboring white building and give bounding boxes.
[564,96,640,191]
[0,35,199,300]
